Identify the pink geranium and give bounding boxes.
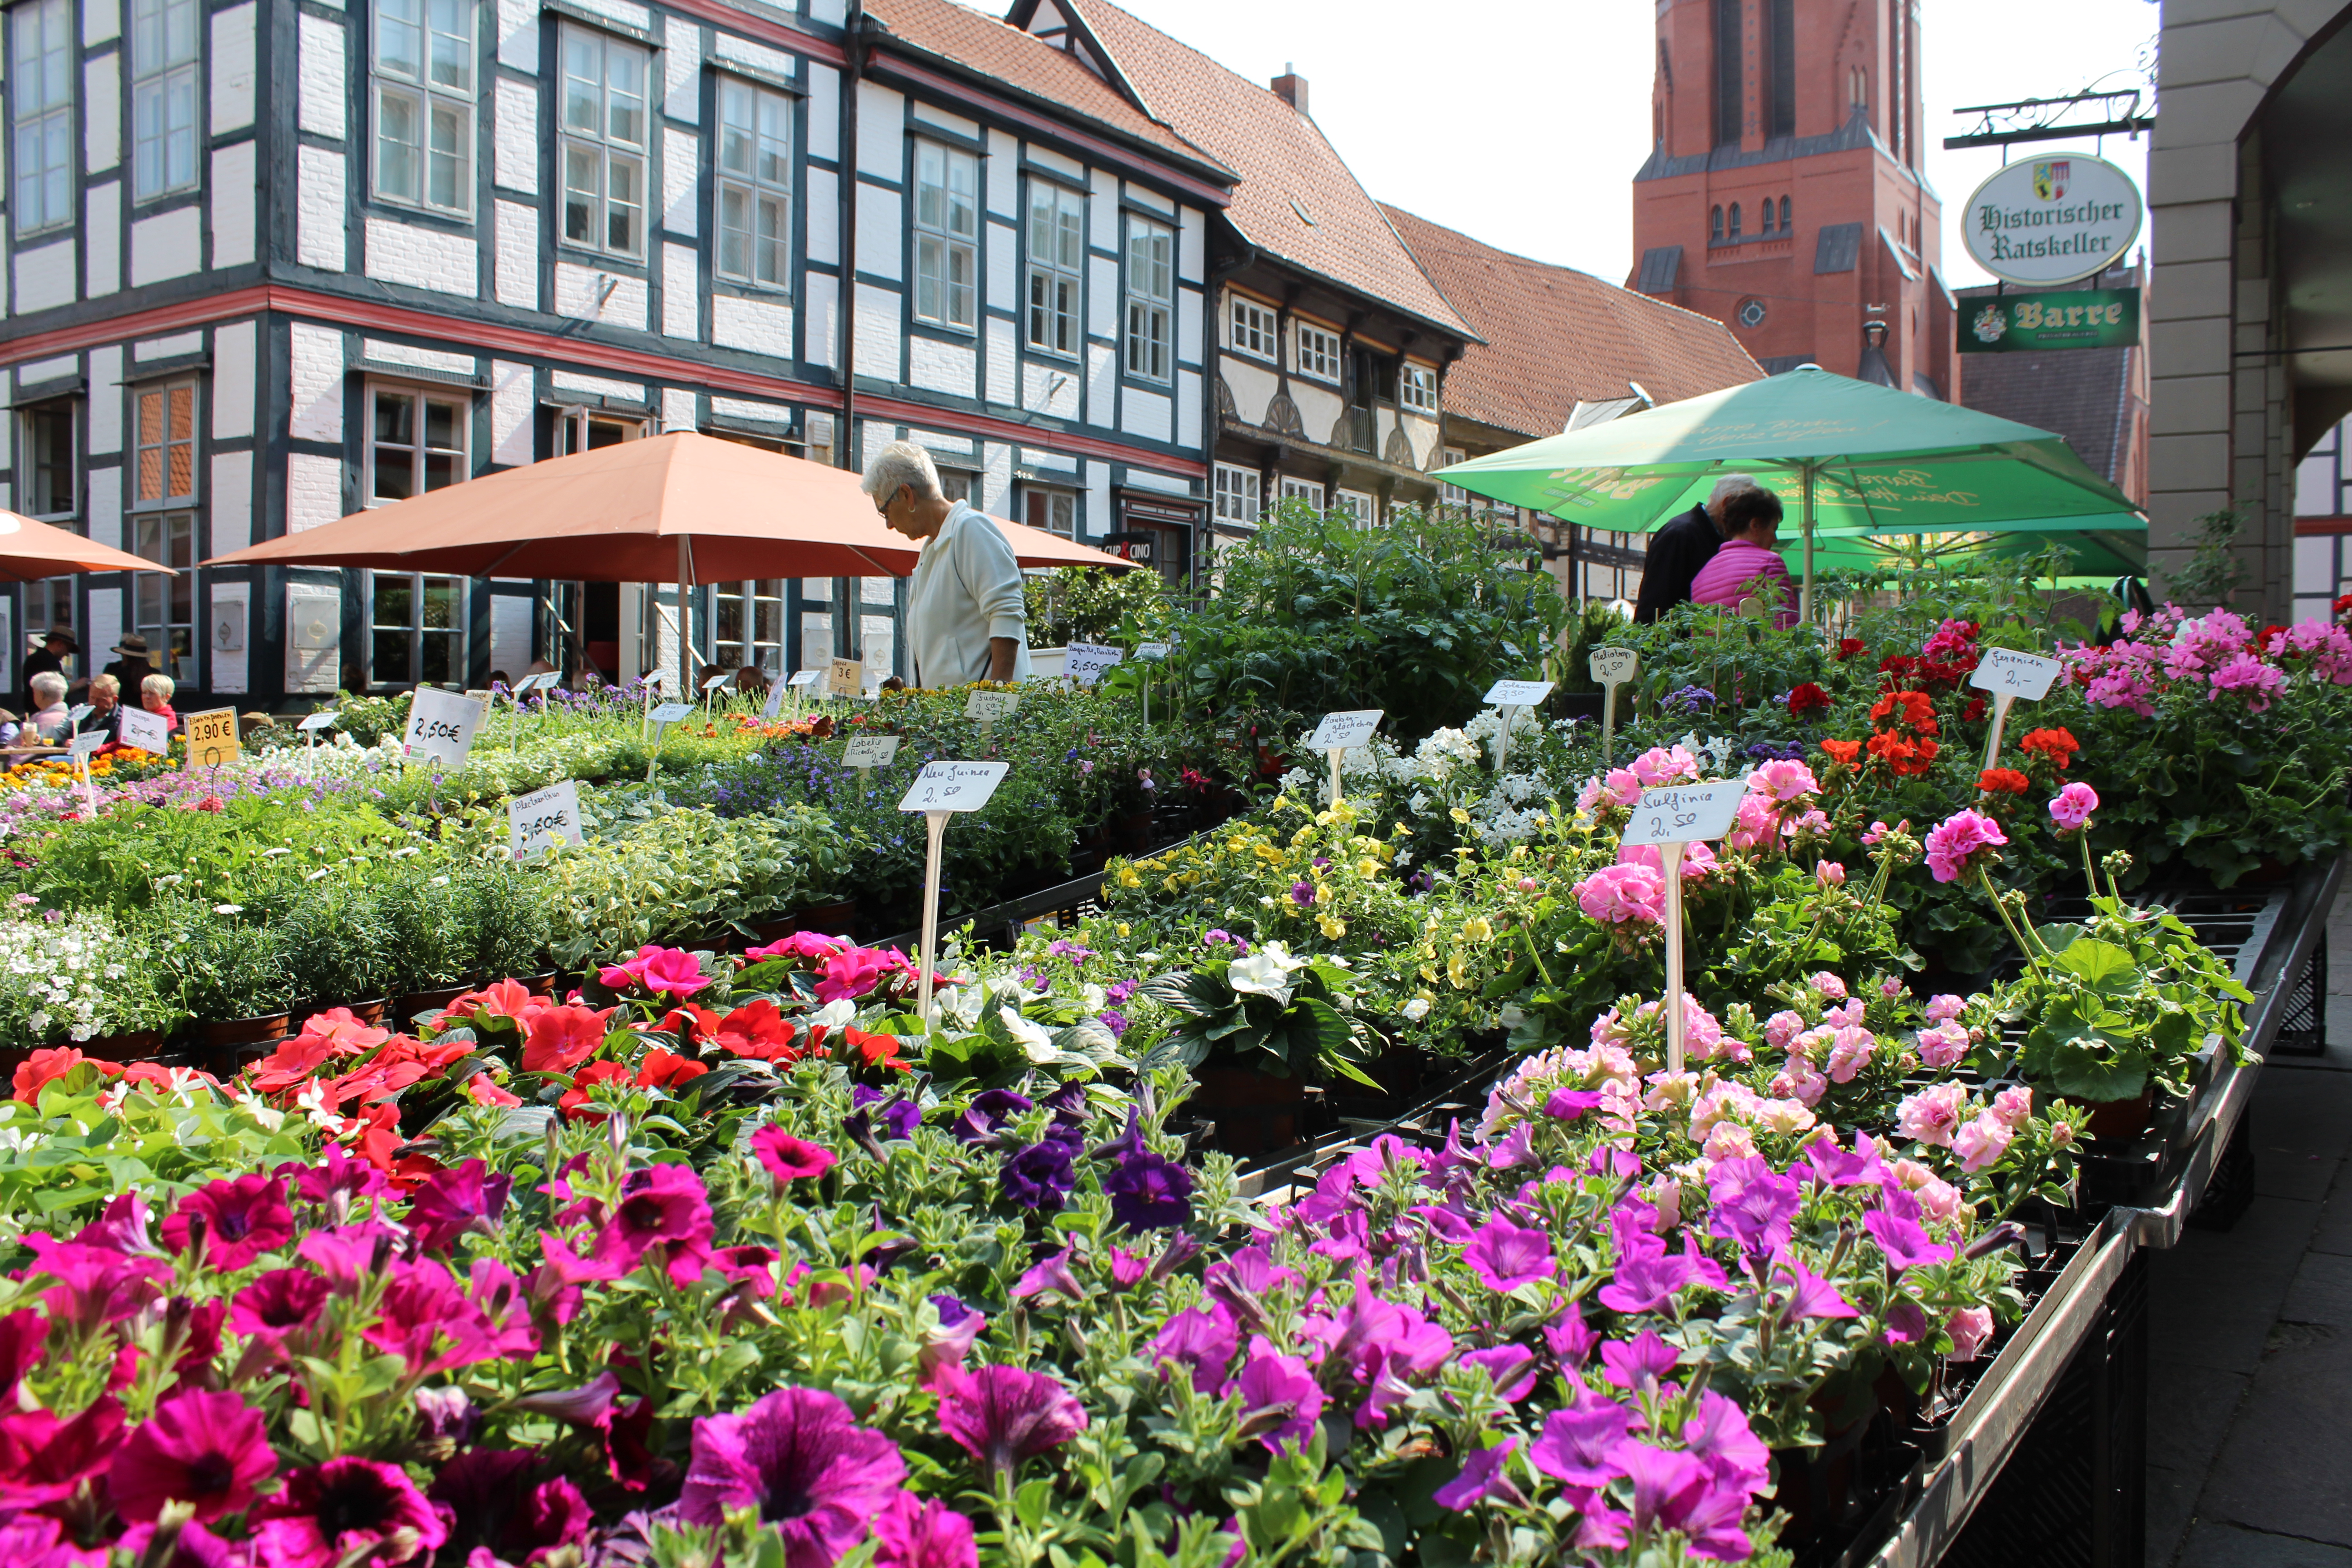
[1749,759,1819,804]
[1628,745,1701,786]
[2048,781,2099,833]
[1616,842,1716,879]
[1573,863,1664,926]
[1923,809,2007,883]
[598,946,711,998]
[2208,652,2285,712]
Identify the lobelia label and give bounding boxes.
[182,707,242,769]
[827,658,864,698]
[1307,709,1383,751]
[403,687,488,767]
[1621,781,1749,847]
[298,710,341,732]
[514,671,561,694]
[117,707,170,754]
[1063,643,1124,685]
[1484,678,1555,707]
[508,780,586,857]
[898,760,1010,812]
[965,690,1020,721]
[843,734,901,769]
[1969,647,2065,701]
[1590,647,1641,686]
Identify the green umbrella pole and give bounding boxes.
[1801,460,1817,628]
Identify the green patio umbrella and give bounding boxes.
[1435,368,2142,622]
[1798,517,2147,580]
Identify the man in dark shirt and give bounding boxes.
[1633,474,1758,624]
[22,628,74,713]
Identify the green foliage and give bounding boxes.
[1024,564,1176,647]
[2162,505,2250,612]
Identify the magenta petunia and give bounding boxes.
[161,1172,295,1271]
[249,1457,447,1568]
[106,1389,277,1524]
[593,1164,715,1286]
[935,1364,1088,1487]
[871,1491,980,1568]
[1432,1436,1527,1511]
[1232,1351,1323,1454]
[230,1269,332,1345]
[1460,1343,1538,1401]
[1529,1398,1634,1488]
[402,1159,514,1253]
[1461,1218,1557,1294]
[1598,1330,1682,1394]
[1149,1300,1239,1395]
[677,1387,906,1568]
[750,1127,838,1185]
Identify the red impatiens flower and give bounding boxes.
[1866,730,1940,777]
[715,999,800,1062]
[14,1048,125,1105]
[841,1028,912,1074]
[1786,683,1831,717]
[1819,738,1862,766]
[557,1061,631,1122]
[246,1035,338,1099]
[634,1050,709,1090]
[523,1005,615,1075]
[106,1389,276,1524]
[1977,768,2030,796]
[2017,726,2080,769]
[659,1003,722,1045]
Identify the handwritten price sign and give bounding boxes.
[827,658,865,698]
[1969,647,2064,701]
[648,701,694,727]
[1307,710,1383,751]
[508,780,585,857]
[67,730,105,759]
[701,673,733,694]
[1621,780,1747,847]
[182,707,242,770]
[1484,678,1554,707]
[1134,641,1171,662]
[298,710,341,733]
[843,734,902,769]
[1064,643,1124,686]
[965,690,1020,722]
[117,707,169,754]
[403,688,487,767]
[1590,648,1640,687]
[898,760,1009,813]
[789,669,822,689]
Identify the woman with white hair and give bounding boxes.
[863,441,1030,687]
[26,671,69,742]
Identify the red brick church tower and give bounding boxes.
[1628,0,1957,401]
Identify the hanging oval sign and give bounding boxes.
[1960,154,2143,287]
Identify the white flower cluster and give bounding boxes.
[0,908,140,1045]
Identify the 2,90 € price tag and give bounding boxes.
[1590,647,1641,687]
[898,760,1009,813]
[1307,710,1383,751]
[1620,781,1748,848]
[843,734,901,768]
[1063,643,1124,686]
[508,779,585,857]
[1484,678,1555,707]
[966,690,1020,721]
[1969,647,2064,701]
[403,687,486,767]
[182,707,242,769]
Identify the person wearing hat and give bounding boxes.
[103,634,157,696]
[23,627,75,714]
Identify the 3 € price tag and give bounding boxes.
[67,730,106,759]
[1590,648,1641,687]
[1064,643,1124,686]
[1307,709,1383,751]
[508,780,585,857]
[403,687,487,767]
[298,710,341,732]
[1485,678,1555,707]
[182,707,242,769]
[827,658,864,698]
[1969,647,2064,702]
[898,760,1010,813]
[1621,781,1748,848]
[966,690,1020,722]
[117,706,170,754]
[843,734,901,769]
[648,701,695,728]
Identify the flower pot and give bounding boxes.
[2086,1089,2156,1143]
[1192,1065,1307,1160]
[394,982,478,1027]
[203,1013,291,1047]
[523,971,562,998]
[82,1029,165,1058]
[748,916,800,947]
[791,901,858,939]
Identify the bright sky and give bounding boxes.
[1108,0,2158,292]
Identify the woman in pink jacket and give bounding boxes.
[1688,487,1797,629]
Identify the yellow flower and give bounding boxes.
[1116,867,1142,888]
[1447,950,1469,988]
[1290,827,1315,848]
[1356,858,1379,878]
[1462,917,1493,942]
[1450,807,1471,824]
[1162,875,1181,893]
[1116,922,1131,937]
[1318,913,1347,939]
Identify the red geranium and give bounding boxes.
[1868,690,1939,736]
[1837,637,1868,661]
[1787,682,1831,717]
[524,1004,616,1075]
[1867,730,1940,777]
[2018,727,2080,769]
[1960,697,1987,723]
[1977,768,2030,795]
[1820,738,1862,766]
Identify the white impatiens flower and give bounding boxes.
[811,1000,858,1030]
[1401,997,1433,1022]
[1000,1006,1059,1063]
[1081,982,1107,1013]
[1227,941,1308,1005]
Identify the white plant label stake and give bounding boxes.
[1590,648,1640,764]
[297,710,339,750]
[1482,678,1554,776]
[118,706,170,755]
[1064,643,1123,687]
[404,687,487,768]
[1621,779,1746,1073]
[508,779,585,858]
[701,672,732,712]
[67,730,103,813]
[899,761,1011,1026]
[966,688,1019,748]
[1135,642,1171,726]
[1968,648,2065,769]
[1307,709,1382,805]
[762,676,789,721]
[843,732,899,786]
[644,700,694,781]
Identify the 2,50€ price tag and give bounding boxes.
[1064,643,1124,685]
[403,687,487,767]
[1620,781,1747,847]
[843,734,901,769]
[1969,647,2064,701]
[966,690,1020,722]
[898,760,1009,813]
[1307,710,1383,751]
[508,780,585,857]
[1590,647,1640,687]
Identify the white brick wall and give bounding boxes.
[662,130,698,237]
[805,167,838,264]
[1088,255,1116,340]
[1177,368,1201,451]
[84,55,119,172]
[806,64,839,162]
[985,318,1015,406]
[910,101,977,141]
[803,273,839,368]
[711,395,789,426]
[712,31,794,82]
[1121,387,1171,443]
[1088,169,1117,250]
[88,347,123,453]
[490,360,534,465]
[288,323,346,442]
[1179,206,1205,283]
[210,451,254,554]
[553,260,647,329]
[298,13,346,138]
[1022,359,1080,419]
[211,143,257,266]
[663,244,698,338]
[1177,285,1201,367]
[297,147,348,270]
[661,387,696,431]
[211,4,256,130]
[856,83,902,179]
[1085,459,1111,540]
[855,184,902,282]
[986,127,1015,217]
[362,339,474,374]
[87,468,122,551]
[712,294,792,358]
[853,283,901,380]
[85,183,120,296]
[983,441,1012,512]
[1085,343,1114,427]
[287,453,345,533]
[494,201,538,308]
[1028,142,1082,181]
[135,332,202,358]
[14,240,75,313]
[213,321,257,439]
[985,219,1013,312]
[16,354,77,385]
[129,206,201,287]
[496,0,536,72]
[664,20,701,122]
[563,0,648,32]
[364,217,478,296]
[494,80,539,194]
[551,370,644,401]
[908,334,974,397]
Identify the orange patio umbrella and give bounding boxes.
[0,509,175,580]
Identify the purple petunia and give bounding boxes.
[1529,1398,1633,1488]
[1150,1301,1239,1394]
[1432,1437,1528,1511]
[934,1364,1088,1488]
[1705,1158,1801,1260]
[678,1387,907,1568]
[1462,1219,1557,1294]
[1460,1344,1538,1402]
[1233,1351,1323,1453]
[1599,1331,1682,1394]
[1103,1147,1194,1231]
[999,1142,1076,1211]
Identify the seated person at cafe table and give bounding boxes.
[25,672,69,743]
[75,673,125,745]
[141,674,179,731]
[1689,486,1798,630]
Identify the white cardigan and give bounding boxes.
[907,501,1033,688]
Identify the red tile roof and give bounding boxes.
[864,0,1225,175]
[1046,0,1477,339]
[1380,205,1762,439]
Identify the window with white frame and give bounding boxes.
[368,385,470,503]
[716,78,791,289]
[1124,216,1174,382]
[372,573,465,686]
[10,0,73,234]
[131,0,200,200]
[373,0,475,216]
[1401,363,1437,413]
[19,401,76,524]
[1023,489,1077,539]
[913,141,978,329]
[129,381,198,678]
[1333,489,1374,526]
[1213,463,1260,527]
[559,26,648,258]
[555,407,647,454]
[1294,323,1340,382]
[133,513,194,677]
[935,468,974,504]
[131,381,197,510]
[1229,295,1276,362]
[1025,181,1083,357]
[1278,476,1323,510]
[1439,446,1470,506]
[711,579,784,671]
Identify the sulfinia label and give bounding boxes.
[1621,781,1748,848]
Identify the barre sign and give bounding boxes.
[843,734,901,769]
[899,760,1009,813]
[1970,647,2064,701]
[1308,709,1383,751]
[509,780,585,857]
[1622,781,1747,848]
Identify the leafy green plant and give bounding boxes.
[1024,564,1174,647]
[1137,941,1377,1084]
